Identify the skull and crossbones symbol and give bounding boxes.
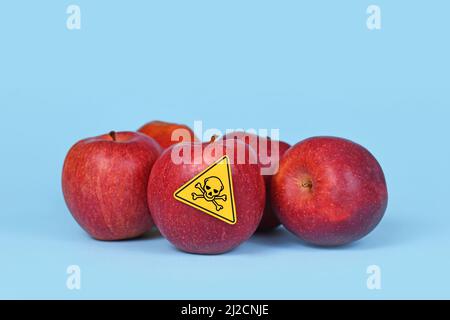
[191,176,227,211]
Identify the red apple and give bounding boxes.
[272,136,388,246]
[222,132,291,231]
[147,138,265,254]
[138,120,198,149]
[62,131,162,240]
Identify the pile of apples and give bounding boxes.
[62,121,388,254]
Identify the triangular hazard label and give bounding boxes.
[173,155,237,225]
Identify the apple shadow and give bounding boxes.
[341,214,433,250]
[245,214,433,251]
[86,227,163,243]
[124,228,163,242]
[249,227,304,248]
[65,212,434,255]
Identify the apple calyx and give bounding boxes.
[301,179,313,191]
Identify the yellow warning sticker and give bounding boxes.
[174,155,237,225]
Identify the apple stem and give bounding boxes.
[109,131,117,141]
[210,135,218,143]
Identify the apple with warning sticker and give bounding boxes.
[147,138,266,254]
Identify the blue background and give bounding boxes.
[1,1,449,299]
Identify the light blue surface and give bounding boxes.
[1,1,449,299]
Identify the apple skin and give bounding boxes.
[271,136,388,246]
[222,132,291,231]
[147,139,266,254]
[62,131,162,240]
[138,120,197,149]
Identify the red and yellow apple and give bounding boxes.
[138,120,197,149]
